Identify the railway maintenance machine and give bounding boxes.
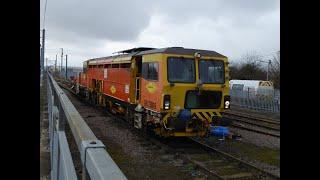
[76,47,230,137]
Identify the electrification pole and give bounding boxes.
[65,54,68,79]
[40,45,42,72]
[256,59,271,81]
[60,48,63,76]
[41,29,45,72]
[45,58,48,70]
[267,60,271,81]
[55,54,57,72]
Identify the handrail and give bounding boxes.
[47,71,127,180]
[48,72,97,144]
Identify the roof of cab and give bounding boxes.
[136,47,227,58]
[86,47,227,64]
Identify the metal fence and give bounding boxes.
[230,88,280,113]
[46,71,127,180]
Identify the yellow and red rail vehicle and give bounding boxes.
[76,47,230,137]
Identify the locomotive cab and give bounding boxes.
[137,47,230,137]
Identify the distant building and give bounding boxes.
[229,79,274,98]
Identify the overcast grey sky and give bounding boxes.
[40,0,279,67]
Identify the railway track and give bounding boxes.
[188,137,280,179]
[58,80,280,179]
[222,111,280,138]
[131,135,280,179]
[224,111,280,125]
[126,131,280,179]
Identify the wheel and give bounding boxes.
[146,122,155,136]
[127,109,135,129]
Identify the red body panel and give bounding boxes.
[103,68,131,102]
[79,65,131,103]
[79,72,88,87]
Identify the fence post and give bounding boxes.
[263,98,268,111]
[245,98,249,109]
[243,98,246,109]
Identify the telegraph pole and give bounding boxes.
[41,29,45,73]
[55,54,57,72]
[256,59,271,81]
[45,58,48,70]
[40,44,42,71]
[267,60,271,81]
[60,48,63,76]
[65,54,68,79]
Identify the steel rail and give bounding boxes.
[229,123,280,138]
[224,115,280,131]
[148,137,226,180]
[183,156,224,179]
[188,137,280,179]
[223,111,280,125]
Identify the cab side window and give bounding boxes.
[142,62,158,81]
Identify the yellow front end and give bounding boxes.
[157,53,230,137]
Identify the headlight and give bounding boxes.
[164,95,170,110]
[164,102,170,110]
[225,101,230,109]
[194,52,201,58]
[224,95,230,109]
